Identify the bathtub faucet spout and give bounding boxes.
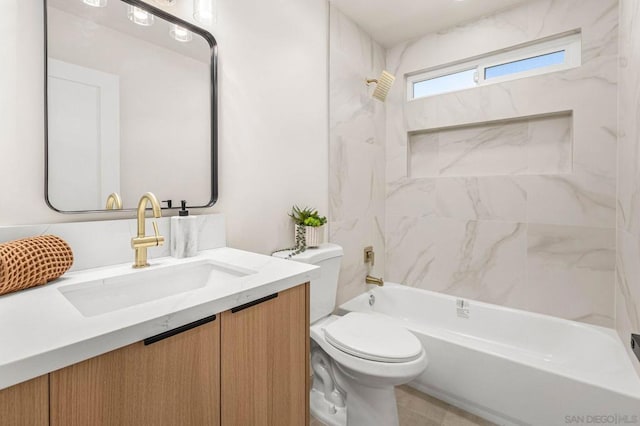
[366,275,384,286]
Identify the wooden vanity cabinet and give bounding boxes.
[50,318,220,426]
[1,283,309,426]
[0,375,49,426]
[221,283,310,426]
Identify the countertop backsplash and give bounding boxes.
[0,214,226,272]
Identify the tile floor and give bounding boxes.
[310,385,496,426]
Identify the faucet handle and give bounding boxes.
[151,221,165,246]
[146,220,164,246]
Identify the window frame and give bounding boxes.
[407,31,581,101]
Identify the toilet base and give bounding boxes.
[310,342,401,426]
[309,379,400,426]
[310,388,346,426]
[334,372,400,426]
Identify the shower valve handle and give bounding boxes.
[364,246,375,266]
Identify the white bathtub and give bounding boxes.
[338,283,640,426]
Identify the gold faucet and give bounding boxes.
[105,192,123,210]
[131,192,165,268]
[366,275,384,286]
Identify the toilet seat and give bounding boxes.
[323,312,423,363]
[311,314,427,389]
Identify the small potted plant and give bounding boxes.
[289,205,327,249]
[272,206,327,258]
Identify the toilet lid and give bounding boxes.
[323,312,423,363]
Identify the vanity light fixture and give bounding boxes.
[87,0,213,32]
[127,5,155,26]
[82,0,107,7]
[193,0,215,25]
[170,24,193,42]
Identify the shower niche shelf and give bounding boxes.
[408,111,573,179]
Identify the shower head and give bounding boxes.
[366,70,396,102]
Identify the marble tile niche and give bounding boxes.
[409,112,572,178]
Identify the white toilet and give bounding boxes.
[274,243,427,426]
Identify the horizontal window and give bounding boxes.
[413,68,476,98]
[407,32,581,100]
[484,50,565,80]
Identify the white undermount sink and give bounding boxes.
[59,260,256,317]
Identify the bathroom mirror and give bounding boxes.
[44,0,217,213]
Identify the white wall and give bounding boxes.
[0,0,328,256]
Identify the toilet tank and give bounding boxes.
[272,243,343,323]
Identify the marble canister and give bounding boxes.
[171,216,198,258]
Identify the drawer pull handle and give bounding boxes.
[144,314,216,345]
[231,293,278,313]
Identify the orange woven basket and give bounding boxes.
[0,235,74,296]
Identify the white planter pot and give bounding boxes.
[295,224,324,248]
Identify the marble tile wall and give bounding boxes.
[385,0,618,326]
[617,0,640,375]
[329,7,386,305]
[409,112,572,178]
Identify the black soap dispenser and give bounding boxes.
[171,200,198,258]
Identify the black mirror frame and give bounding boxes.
[43,0,218,213]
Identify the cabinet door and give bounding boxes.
[50,317,220,426]
[0,375,49,426]
[221,283,309,426]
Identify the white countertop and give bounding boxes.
[0,247,319,390]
